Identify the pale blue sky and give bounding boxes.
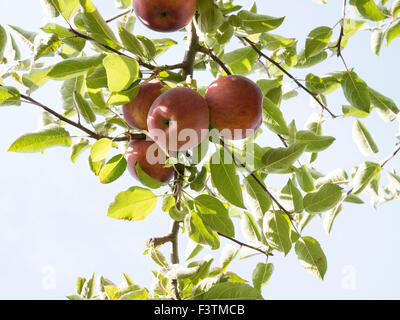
[0,0,399,299]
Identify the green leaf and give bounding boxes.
[135,162,164,189]
[216,21,234,44]
[0,86,20,106]
[60,76,85,113]
[295,50,327,69]
[236,10,284,35]
[352,120,379,156]
[90,138,112,162]
[103,54,139,92]
[263,210,292,255]
[33,33,62,60]
[295,236,327,280]
[305,73,341,95]
[392,0,400,18]
[107,187,157,221]
[160,265,201,280]
[222,47,258,75]
[342,104,370,118]
[220,244,239,272]
[349,0,387,21]
[118,26,145,57]
[8,33,21,60]
[76,277,86,295]
[185,211,220,250]
[200,282,263,300]
[352,161,381,194]
[296,165,315,193]
[8,124,72,153]
[22,67,51,92]
[40,0,60,17]
[210,148,245,209]
[73,91,96,124]
[169,205,189,222]
[194,194,235,237]
[260,32,295,51]
[262,98,289,135]
[88,156,102,176]
[371,28,384,55]
[244,174,272,221]
[190,167,207,192]
[185,240,204,261]
[369,88,399,122]
[81,272,95,299]
[289,130,335,152]
[281,178,304,213]
[71,139,90,163]
[99,154,127,184]
[79,0,120,49]
[262,143,307,173]
[323,203,343,235]
[197,0,224,33]
[107,83,140,105]
[303,183,342,214]
[150,248,169,267]
[386,20,400,46]
[341,71,371,112]
[252,263,274,291]
[0,24,6,60]
[305,26,333,58]
[48,54,105,80]
[241,211,262,243]
[9,25,37,51]
[336,19,369,50]
[46,0,79,20]
[315,168,349,188]
[136,35,156,60]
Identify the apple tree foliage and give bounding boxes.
[1,0,400,300]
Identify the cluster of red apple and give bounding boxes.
[123,0,263,183]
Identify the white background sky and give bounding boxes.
[0,0,399,299]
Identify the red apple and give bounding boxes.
[126,140,174,182]
[205,75,263,140]
[133,0,197,32]
[123,80,163,130]
[147,87,210,151]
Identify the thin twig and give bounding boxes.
[219,139,291,215]
[105,8,132,23]
[240,36,338,119]
[18,92,145,142]
[198,46,232,75]
[380,144,400,168]
[217,232,273,257]
[334,0,347,57]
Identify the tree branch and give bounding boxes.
[217,232,273,257]
[240,36,338,119]
[334,0,347,57]
[69,28,185,73]
[219,139,291,216]
[148,21,201,300]
[380,143,400,168]
[17,92,145,142]
[198,46,232,75]
[105,7,133,23]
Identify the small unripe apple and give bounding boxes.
[123,80,164,130]
[205,75,263,140]
[147,87,210,151]
[126,140,174,183]
[133,0,197,32]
